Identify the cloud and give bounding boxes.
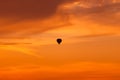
[0,0,76,20]
[73,33,116,39]
[0,0,120,39]
[62,0,120,27]
[0,42,31,45]
[0,0,77,38]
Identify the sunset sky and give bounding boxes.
[0,0,120,80]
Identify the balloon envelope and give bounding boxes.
[56,38,62,44]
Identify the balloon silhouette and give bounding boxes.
[56,38,62,44]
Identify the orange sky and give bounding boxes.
[0,0,120,80]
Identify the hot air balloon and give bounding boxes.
[56,38,62,44]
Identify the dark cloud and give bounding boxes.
[0,0,76,19]
[0,0,76,38]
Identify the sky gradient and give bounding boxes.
[0,0,120,80]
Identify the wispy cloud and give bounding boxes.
[73,33,116,39]
[0,42,31,45]
[61,0,120,27]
